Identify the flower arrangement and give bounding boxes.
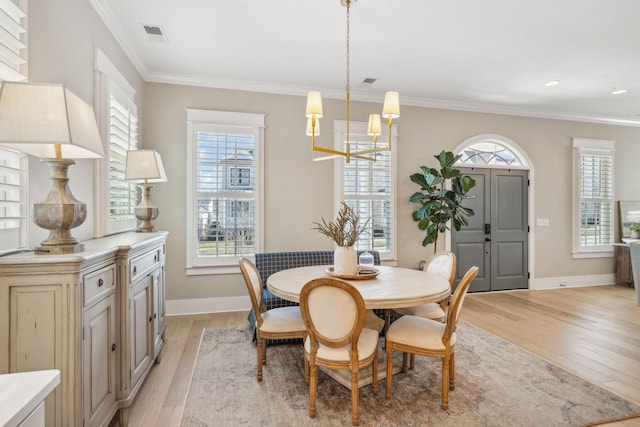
[313,202,369,247]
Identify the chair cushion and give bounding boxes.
[259,306,307,334]
[304,328,379,362]
[394,303,445,321]
[386,315,456,351]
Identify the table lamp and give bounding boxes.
[0,82,105,254]
[125,149,167,232]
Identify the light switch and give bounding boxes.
[536,218,550,227]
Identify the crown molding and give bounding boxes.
[87,0,150,80]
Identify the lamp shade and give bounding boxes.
[305,91,323,118]
[125,149,168,183]
[382,91,400,119]
[0,82,104,158]
[367,114,381,136]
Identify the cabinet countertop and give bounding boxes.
[0,369,60,427]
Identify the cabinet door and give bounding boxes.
[129,275,153,388]
[83,293,117,427]
[152,268,163,359]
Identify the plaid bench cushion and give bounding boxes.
[248,250,382,344]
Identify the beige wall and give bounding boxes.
[144,82,640,301]
[26,0,145,246]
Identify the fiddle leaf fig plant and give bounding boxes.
[410,150,476,252]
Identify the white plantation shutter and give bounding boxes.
[0,147,27,254]
[186,109,265,273]
[108,88,138,221]
[0,0,27,81]
[335,121,397,259]
[573,138,614,257]
[0,0,27,253]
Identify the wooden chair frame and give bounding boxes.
[300,277,378,426]
[239,257,307,382]
[385,266,478,410]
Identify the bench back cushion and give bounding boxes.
[254,250,380,287]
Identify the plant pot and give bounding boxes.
[334,246,358,276]
[630,230,640,239]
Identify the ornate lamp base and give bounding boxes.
[32,158,86,254]
[134,183,160,232]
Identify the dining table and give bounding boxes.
[266,264,451,389]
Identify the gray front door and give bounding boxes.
[452,167,529,292]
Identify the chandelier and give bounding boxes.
[305,0,400,163]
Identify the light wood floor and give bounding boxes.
[125,285,640,427]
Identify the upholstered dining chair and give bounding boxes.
[299,277,379,426]
[385,266,479,410]
[239,257,307,382]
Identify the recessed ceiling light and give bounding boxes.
[544,80,560,87]
[610,88,627,95]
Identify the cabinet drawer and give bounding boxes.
[84,264,116,307]
[130,249,160,282]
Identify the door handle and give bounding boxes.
[485,237,491,242]
[484,223,491,235]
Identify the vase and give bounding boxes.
[334,246,358,276]
[631,230,640,239]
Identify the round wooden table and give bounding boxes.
[266,265,451,309]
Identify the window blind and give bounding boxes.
[342,138,393,252]
[0,147,27,253]
[196,129,256,257]
[578,150,613,247]
[0,0,26,81]
[108,91,138,221]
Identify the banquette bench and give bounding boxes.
[247,250,381,343]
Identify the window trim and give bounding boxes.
[333,120,398,262]
[185,109,265,275]
[571,137,615,258]
[93,48,138,236]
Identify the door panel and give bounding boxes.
[491,170,528,290]
[451,169,490,292]
[453,167,528,291]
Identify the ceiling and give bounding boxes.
[91,0,640,126]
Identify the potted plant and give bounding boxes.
[313,201,369,275]
[630,223,640,239]
[409,150,476,253]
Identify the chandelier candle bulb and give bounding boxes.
[367,114,381,144]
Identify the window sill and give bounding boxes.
[185,264,242,276]
[571,250,614,259]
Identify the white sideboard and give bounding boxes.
[0,232,168,427]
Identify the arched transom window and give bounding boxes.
[457,139,525,167]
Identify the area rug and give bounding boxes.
[181,321,640,426]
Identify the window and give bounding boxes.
[0,0,28,254]
[572,138,614,258]
[94,49,139,235]
[457,139,525,167]
[186,109,264,274]
[334,121,397,261]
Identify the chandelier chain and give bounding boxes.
[346,0,350,93]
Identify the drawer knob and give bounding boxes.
[154,313,157,319]
[154,254,158,262]
[112,343,117,352]
[133,266,137,275]
[98,278,104,287]
[149,316,153,322]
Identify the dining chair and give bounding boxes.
[299,277,379,426]
[239,257,307,382]
[385,266,479,410]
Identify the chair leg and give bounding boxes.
[441,355,450,410]
[304,354,310,385]
[410,353,415,370]
[385,344,393,400]
[371,350,378,395]
[262,338,267,364]
[351,367,359,426]
[256,336,263,382]
[401,352,408,373]
[309,364,317,419]
[449,351,455,390]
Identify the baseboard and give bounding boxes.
[533,273,616,290]
[166,296,250,316]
